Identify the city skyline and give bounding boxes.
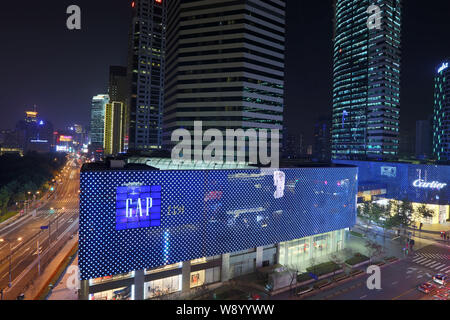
[1,1,449,148]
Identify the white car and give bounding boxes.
[433,274,448,286]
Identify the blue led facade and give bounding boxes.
[335,160,450,205]
[79,167,358,280]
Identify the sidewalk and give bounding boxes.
[407,222,450,235]
[47,255,79,300]
[23,234,78,300]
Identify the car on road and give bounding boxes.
[432,293,448,301]
[432,274,448,286]
[418,282,437,294]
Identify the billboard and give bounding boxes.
[79,166,358,280]
[335,160,450,205]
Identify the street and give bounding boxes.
[0,158,80,297]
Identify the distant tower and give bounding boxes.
[90,94,110,149]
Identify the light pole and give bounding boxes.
[0,237,23,288]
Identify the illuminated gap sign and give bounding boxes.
[116,185,161,231]
[438,62,448,74]
[413,179,447,190]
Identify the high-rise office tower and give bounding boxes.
[109,66,128,152]
[164,0,285,159]
[433,61,450,162]
[104,102,125,156]
[332,0,402,160]
[90,94,110,148]
[127,0,166,151]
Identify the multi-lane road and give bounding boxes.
[299,241,450,300]
[0,157,80,296]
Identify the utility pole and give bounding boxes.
[37,231,41,276]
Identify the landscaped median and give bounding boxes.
[345,253,370,268]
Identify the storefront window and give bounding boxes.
[89,285,133,300]
[145,275,182,299]
[190,270,205,288]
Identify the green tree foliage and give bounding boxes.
[417,204,434,221]
[0,152,66,215]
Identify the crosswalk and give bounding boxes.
[414,252,450,261]
[412,255,450,274]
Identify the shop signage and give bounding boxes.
[412,179,447,190]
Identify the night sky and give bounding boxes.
[1,0,449,146]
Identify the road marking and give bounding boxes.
[417,275,423,279]
[360,295,367,299]
[392,281,398,285]
[440,266,450,272]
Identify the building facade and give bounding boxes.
[433,61,450,162]
[335,160,450,225]
[104,102,125,156]
[332,0,402,160]
[127,0,166,151]
[90,94,110,149]
[109,66,128,152]
[79,160,357,300]
[164,0,285,159]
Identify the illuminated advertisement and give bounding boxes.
[79,166,358,280]
[116,185,162,230]
[60,135,73,142]
[335,160,450,205]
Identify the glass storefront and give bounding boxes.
[89,285,133,300]
[278,229,345,272]
[144,275,182,299]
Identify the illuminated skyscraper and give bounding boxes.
[332,0,402,160]
[433,61,450,162]
[164,0,285,158]
[127,0,166,151]
[90,94,110,148]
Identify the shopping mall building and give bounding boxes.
[335,160,450,225]
[78,158,358,300]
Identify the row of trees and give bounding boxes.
[357,200,435,234]
[0,152,67,215]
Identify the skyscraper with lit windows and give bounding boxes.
[332,0,402,160]
[433,61,450,162]
[127,0,166,151]
[163,0,285,157]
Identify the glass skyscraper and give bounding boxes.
[163,0,285,158]
[332,0,402,160]
[433,61,450,162]
[90,94,110,148]
[127,0,166,151]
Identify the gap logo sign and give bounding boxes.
[116,185,162,231]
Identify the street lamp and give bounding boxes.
[0,237,23,288]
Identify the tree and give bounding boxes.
[417,204,434,223]
[395,200,414,231]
